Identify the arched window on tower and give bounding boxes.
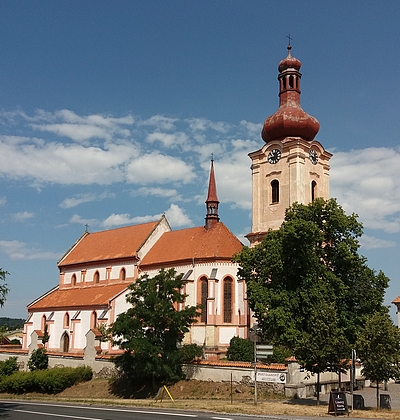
[289,75,294,88]
[311,180,317,201]
[200,277,208,323]
[120,268,126,281]
[271,180,279,204]
[71,274,76,286]
[223,277,233,323]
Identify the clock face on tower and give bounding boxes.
[268,148,281,164]
[309,149,318,165]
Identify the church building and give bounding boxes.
[23,45,331,359]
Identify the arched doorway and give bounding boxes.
[61,331,69,353]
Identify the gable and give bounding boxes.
[28,283,128,311]
[58,218,170,267]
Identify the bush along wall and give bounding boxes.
[0,365,93,394]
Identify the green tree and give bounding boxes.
[356,312,400,409]
[0,268,9,308]
[234,198,388,377]
[226,336,254,362]
[28,347,49,371]
[111,268,201,385]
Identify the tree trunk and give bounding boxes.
[376,382,380,410]
[317,371,320,405]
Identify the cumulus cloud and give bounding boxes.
[0,240,61,260]
[125,152,195,184]
[69,214,99,228]
[0,197,6,207]
[359,235,396,250]
[101,204,193,229]
[139,115,178,131]
[59,192,115,209]
[132,187,183,201]
[146,131,188,148]
[331,147,400,233]
[12,211,34,221]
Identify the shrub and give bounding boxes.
[0,365,93,394]
[28,348,48,371]
[179,344,203,363]
[0,356,19,376]
[226,336,254,362]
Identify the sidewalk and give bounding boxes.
[318,383,400,410]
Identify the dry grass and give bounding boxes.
[1,378,399,419]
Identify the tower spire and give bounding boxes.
[205,157,220,230]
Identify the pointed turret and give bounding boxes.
[205,158,220,230]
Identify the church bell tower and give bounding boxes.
[246,45,332,247]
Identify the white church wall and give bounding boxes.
[219,327,237,344]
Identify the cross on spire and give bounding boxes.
[286,33,292,46]
[85,223,89,232]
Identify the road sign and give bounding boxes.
[256,344,273,357]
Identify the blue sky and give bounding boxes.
[1,1,400,320]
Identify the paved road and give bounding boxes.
[0,398,397,420]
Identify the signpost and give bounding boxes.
[254,343,273,405]
[328,391,348,416]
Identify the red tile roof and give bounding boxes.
[392,296,400,304]
[195,360,287,371]
[58,221,160,266]
[140,222,243,267]
[28,284,128,311]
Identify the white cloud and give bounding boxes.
[331,147,400,233]
[164,203,193,227]
[0,136,140,186]
[146,131,188,148]
[101,204,193,229]
[125,152,195,184]
[69,214,99,228]
[12,211,34,221]
[359,235,396,250]
[186,117,230,134]
[0,197,6,207]
[0,240,61,260]
[59,192,115,209]
[139,115,178,130]
[132,187,183,201]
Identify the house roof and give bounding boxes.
[392,296,400,304]
[28,284,128,311]
[140,222,243,267]
[58,220,160,266]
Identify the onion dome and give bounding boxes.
[262,46,320,143]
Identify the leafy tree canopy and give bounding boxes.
[111,268,201,384]
[234,198,389,371]
[0,268,9,308]
[226,336,254,362]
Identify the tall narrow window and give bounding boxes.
[271,180,279,204]
[64,312,70,329]
[120,268,126,281]
[311,180,317,201]
[71,274,76,286]
[41,315,46,332]
[93,271,100,283]
[223,278,233,323]
[200,277,208,323]
[91,311,97,329]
